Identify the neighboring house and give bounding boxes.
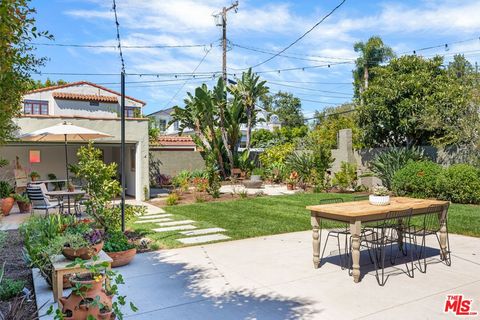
[0,81,150,200]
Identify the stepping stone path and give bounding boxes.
[138,214,172,219]
[132,201,231,245]
[157,220,195,227]
[152,225,197,232]
[179,228,226,236]
[177,234,230,245]
[134,218,172,224]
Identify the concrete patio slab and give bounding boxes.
[134,218,172,224]
[177,234,231,245]
[152,225,197,232]
[157,220,195,227]
[34,231,480,320]
[179,228,227,236]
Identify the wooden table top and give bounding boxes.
[307,197,449,222]
[51,250,112,271]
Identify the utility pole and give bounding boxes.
[218,1,238,83]
[120,71,126,232]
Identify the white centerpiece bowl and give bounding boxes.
[369,194,390,206]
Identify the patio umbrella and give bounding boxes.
[20,121,112,187]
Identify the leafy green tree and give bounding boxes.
[358,55,472,147]
[261,91,304,127]
[224,97,246,155]
[312,104,363,149]
[448,54,474,83]
[229,68,269,150]
[0,0,51,145]
[28,78,67,90]
[147,117,160,142]
[353,36,394,96]
[251,126,308,148]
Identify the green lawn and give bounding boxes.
[129,193,480,249]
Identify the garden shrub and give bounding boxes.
[369,147,426,190]
[436,164,480,204]
[0,278,26,300]
[166,193,179,206]
[392,160,442,198]
[332,162,357,191]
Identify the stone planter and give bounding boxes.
[1,197,15,216]
[62,241,104,261]
[250,175,262,181]
[106,248,137,268]
[243,180,263,189]
[369,195,390,206]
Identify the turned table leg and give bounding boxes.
[439,206,449,263]
[350,221,362,283]
[311,215,321,269]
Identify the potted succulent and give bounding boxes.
[369,185,391,206]
[49,256,138,320]
[61,221,104,260]
[104,231,137,268]
[0,181,15,216]
[29,171,40,181]
[13,193,31,213]
[286,171,298,190]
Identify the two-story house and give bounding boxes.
[0,81,150,200]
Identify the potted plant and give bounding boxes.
[67,181,75,192]
[286,171,298,190]
[250,168,263,182]
[369,186,391,206]
[61,221,104,260]
[49,256,138,319]
[0,181,15,216]
[29,171,40,181]
[104,231,137,268]
[13,193,31,213]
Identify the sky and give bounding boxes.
[30,0,480,117]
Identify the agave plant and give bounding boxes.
[369,147,426,189]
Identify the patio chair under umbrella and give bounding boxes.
[20,121,112,213]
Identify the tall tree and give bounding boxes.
[353,36,394,96]
[0,0,51,145]
[262,91,304,127]
[229,68,269,151]
[358,55,473,148]
[212,78,234,173]
[29,78,67,90]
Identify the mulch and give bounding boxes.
[0,230,38,318]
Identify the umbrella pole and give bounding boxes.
[64,134,71,215]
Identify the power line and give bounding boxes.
[250,0,347,68]
[267,81,352,95]
[402,36,480,55]
[29,42,214,49]
[164,45,214,107]
[112,0,125,72]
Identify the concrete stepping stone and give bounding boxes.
[138,214,172,219]
[179,228,226,236]
[177,234,231,245]
[157,220,195,227]
[152,225,197,232]
[134,218,172,224]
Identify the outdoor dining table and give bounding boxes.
[45,189,85,215]
[306,196,450,283]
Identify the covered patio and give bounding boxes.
[34,230,480,319]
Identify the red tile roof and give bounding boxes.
[27,81,146,105]
[52,92,119,103]
[154,135,196,147]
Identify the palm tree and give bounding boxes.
[354,36,394,94]
[225,97,246,156]
[229,68,269,151]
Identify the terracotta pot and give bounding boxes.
[1,197,15,216]
[106,248,137,268]
[17,201,31,213]
[62,241,104,261]
[286,183,295,191]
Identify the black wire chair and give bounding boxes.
[404,204,451,273]
[360,208,415,286]
[318,198,351,269]
[353,195,369,201]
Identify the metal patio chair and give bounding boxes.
[360,208,415,286]
[404,204,451,273]
[26,185,60,216]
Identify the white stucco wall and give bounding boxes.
[0,116,149,200]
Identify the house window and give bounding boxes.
[29,150,41,163]
[158,119,167,131]
[126,107,137,118]
[24,100,48,115]
[173,121,179,131]
[90,101,99,106]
